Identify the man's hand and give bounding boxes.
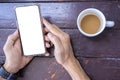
[3,30,33,74]
[43,18,75,65]
[43,18,90,80]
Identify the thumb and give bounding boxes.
[47,33,63,51]
[5,30,19,47]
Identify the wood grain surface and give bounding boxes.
[0,0,118,2]
[0,2,120,80]
[16,57,120,80]
[0,2,120,29]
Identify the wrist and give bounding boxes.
[0,66,18,80]
[62,56,77,68]
[3,64,19,74]
[62,57,90,80]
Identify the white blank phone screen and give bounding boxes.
[15,5,45,56]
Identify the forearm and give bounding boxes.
[63,57,90,80]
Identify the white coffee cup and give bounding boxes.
[77,8,115,37]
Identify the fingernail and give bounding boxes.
[45,53,50,56]
[13,30,18,36]
[46,43,50,48]
[48,33,52,37]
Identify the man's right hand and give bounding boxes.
[43,18,75,65]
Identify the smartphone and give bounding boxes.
[15,5,46,56]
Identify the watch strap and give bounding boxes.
[0,66,17,80]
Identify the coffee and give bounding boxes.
[80,14,100,34]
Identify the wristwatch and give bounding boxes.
[0,66,17,80]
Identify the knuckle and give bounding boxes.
[3,45,7,51]
[65,34,70,39]
[52,35,57,41]
[62,33,70,41]
[8,34,13,40]
[3,46,5,51]
[48,33,57,41]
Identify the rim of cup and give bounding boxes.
[77,8,106,37]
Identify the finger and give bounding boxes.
[43,28,46,34]
[45,36,50,42]
[45,27,49,33]
[45,52,50,56]
[46,34,53,47]
[50,42,54,47]
[45,42,50,48]
[5,30,19,47]
[42,18,64,38]
[52,24,66,35]
[12,30,19,40]
[47,33,63,50]
[14,38,21,50]
[43,27,50,35]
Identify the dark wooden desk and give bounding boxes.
[0,1,120,80]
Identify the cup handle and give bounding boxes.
[106,21,115,27]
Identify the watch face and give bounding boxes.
[0,67,17,80]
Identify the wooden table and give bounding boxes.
[0,1,120,80]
